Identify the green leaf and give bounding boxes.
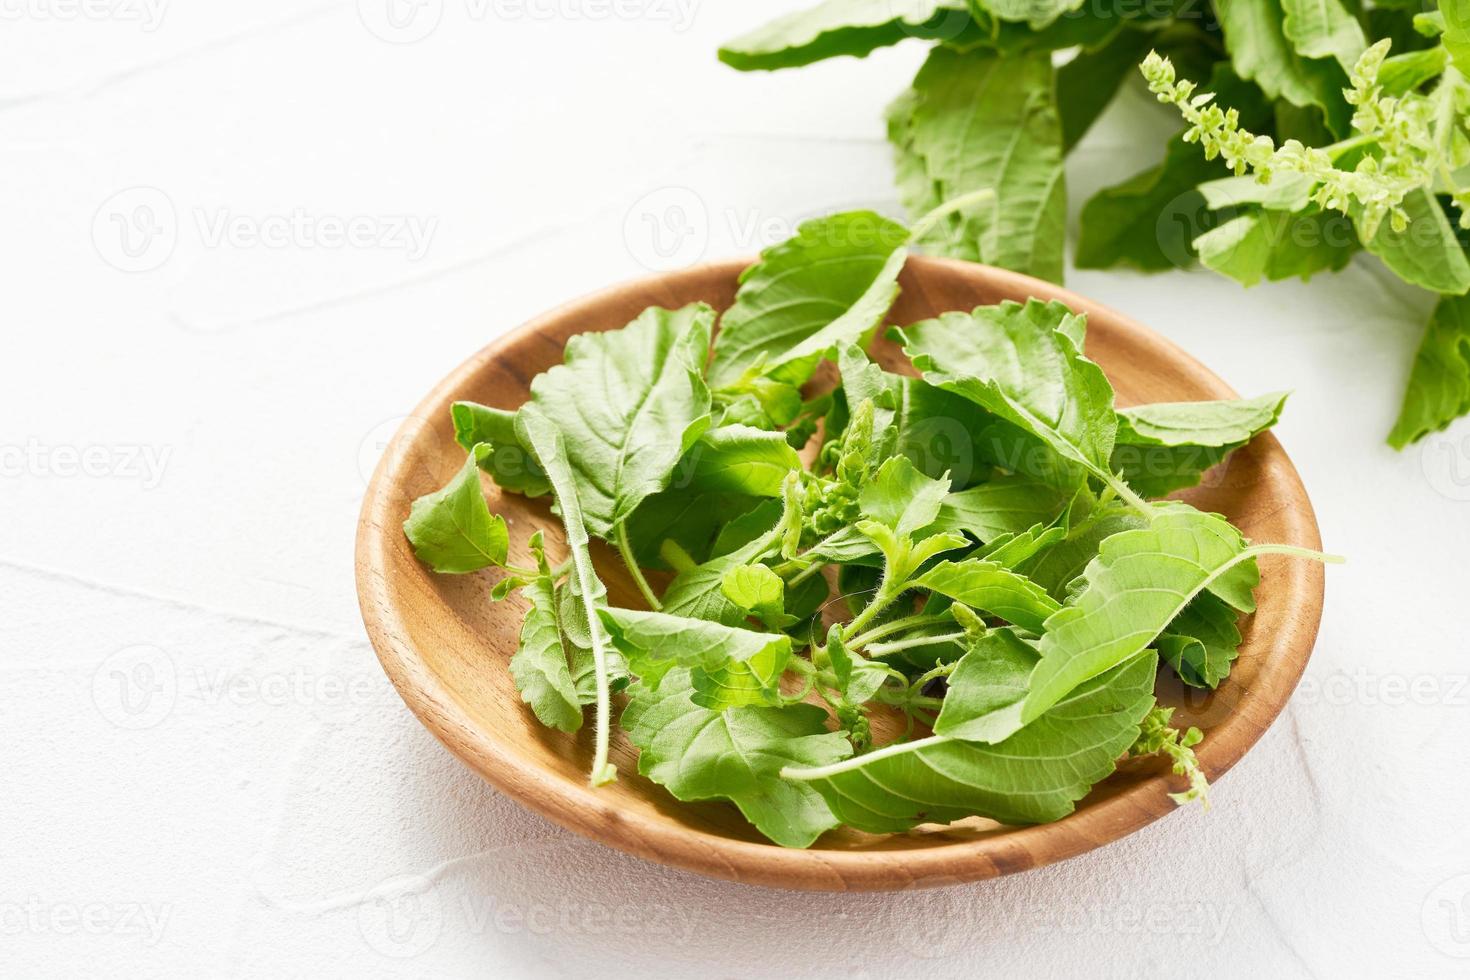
[527,303,714,537]
[1076,134,1225,271]
[931,628,1039,742]
[450,401,551,497]
[1360,189,1470,295]
[858,455,952,536]
[1057,25,1156,151]
[911,559,1062,633]
[976,522,1068,569]
[623,670,851,848]
[402,445,509,574]
[1019,500,1149,598]
[516,409,618,785]
[720,563,785,614]
[1159,591,1248,689]
[1021,506,1260,730]
[622,489,760,568]
[1111,391,1289,496]
[899,299,1118,480]
[677,425,803,497]
[1442,0,1470,77]
[1215,0,1351,130]
[1389,293,1470,447]
[662,514,786,626]
[1194,209,1358,287]
[1378,46,1450,96]
[927,474,1071,542]
[824,627,890,704]
[836,346,1002,487]
[598,608,792,709]
[1281,0,1368,71]
[717,0,973,72]
[788,651,1159,829]
[720,563,797,629]
[898,45,1067,281]
[509,574,582,733]
[709,211,910,390]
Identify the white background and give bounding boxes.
[4,1,1469,976]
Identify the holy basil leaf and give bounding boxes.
[1215,0,1351,132]
[928,475,1071,542]
[709,211,910,390]
[1359,189,1470,295]
[1445,0,1470,76]
[1112,391,1289,496]
[662,523,784,626]
[527,303,714,537]
[403,444,509,574]
[790,651,1158,830]
[623,670,851,848]
[1018,501,1148,599]
[450,401,551,497]
[598,608,792,709]
[1057,24,1156,151]
[720,563,796,630]
[622,489,761,568]
[717,0,973,72]
[509,574,582,733]
[899,44,1067,281]
[825,629,890,704]
[932,627,1039,742]
[1159,591,1247,689]
[910,559,1061,634]
[516,409,618,785]
[859,455,952,536]
[1280,0,1368,71]
[899,299,1117,481]
[1389,293,1470,448]
[1021,506,1261,732]
[836,345,1000,487]
[1194,209,1358,287]
[675,424,803,497]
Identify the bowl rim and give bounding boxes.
[355,255,1325,891]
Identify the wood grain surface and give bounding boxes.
[355,256,1325,891]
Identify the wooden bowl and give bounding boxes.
[355,256,1325,891]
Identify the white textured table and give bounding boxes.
[5,3,1469,976]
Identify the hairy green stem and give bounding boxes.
[864,631,967,657]
[846,612,954,650]
[782,733,949,780]
[615,523,662,611]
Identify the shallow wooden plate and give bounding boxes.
[355,256,1325,891]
